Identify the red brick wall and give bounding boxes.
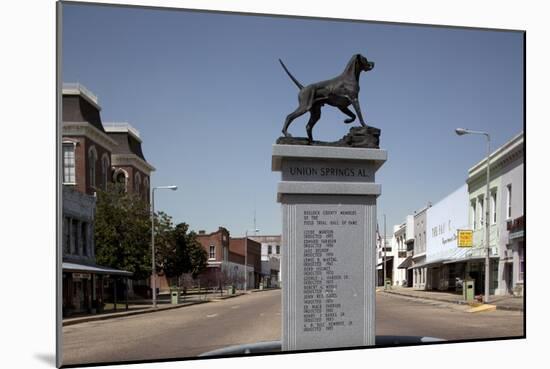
[63,136,112,195]
[229,238,261,271]
[196,228,230,262]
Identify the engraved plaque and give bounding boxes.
[274,144,385,352]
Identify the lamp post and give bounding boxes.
[455,128,491,303]
[151,185,178,308]
[244,228,259,293]
[383,214,387,290]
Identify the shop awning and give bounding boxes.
[63,262,133,276]
[443,255,499,264]
[410,259,446,269]
[376,256,393,267]
[397,256,413,269]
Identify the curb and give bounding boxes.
[382,290,523,312]
[63,300,210,327]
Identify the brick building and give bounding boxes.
[229,237,262,289]
[194,228,262,290]
[61,83,155,314]
[104,122,154,203]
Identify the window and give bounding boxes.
[101,154,110,190]
[81,222,88,256]
[209,245,216,259]
[491,191,497,224]
[478,197,484,227]
[71,219,78,254]
[134,172,141,194]
[143,177,149,201]
[471,201,477,230]
[114,168,128,191]
[88,146,97,188]
[268,245,272,254]
[276,245,280,254]
[506,184,512,219]
[63,143,76,184]
[63,217,70,254]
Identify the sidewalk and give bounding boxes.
[380,287,524,312]
[62,288,277,327]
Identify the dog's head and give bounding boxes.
[355,54,375,72]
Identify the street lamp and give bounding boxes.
[244,228,259,293]
[455,128,491,303]
[151,185,178,308]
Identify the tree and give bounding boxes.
[155,221,208,283]
[153,211,177,279]
[94,183,151,280]
[174,225,208,279]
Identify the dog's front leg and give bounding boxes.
[350,98,367,127]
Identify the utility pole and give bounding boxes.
[383,214,387,290]
[455,128,491,303]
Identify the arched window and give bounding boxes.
[113,168,128,192]
[134,172,141,194]
[143,177,149,201]
[88,146,97,188]
[101,154,110,190]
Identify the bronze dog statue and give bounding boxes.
[279,54,374,142]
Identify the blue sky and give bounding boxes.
[62,3,523,237]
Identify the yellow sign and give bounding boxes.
[457,230,473,248]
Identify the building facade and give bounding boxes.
[411,205,430,290]
[229,237,262,289]
[62,186,132,317]
[61,83,155,312]
[104,122,154,203]
[249,235,282,287]
[195,228,263,290]
[391,222,409,286]
[376,234,393,286]
[466,132,524,296]
[424,184,469,292]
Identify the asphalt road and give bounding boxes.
[63,290,282,366]
[376,292,524,340]
[62,289,523,366]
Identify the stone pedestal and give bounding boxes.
[272,144,387,351]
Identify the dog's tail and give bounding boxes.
[279,59,304,90]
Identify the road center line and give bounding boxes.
[206,314,218,318]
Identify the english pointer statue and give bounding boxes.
[279,54,374,143]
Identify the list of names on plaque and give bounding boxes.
[302,209,359,333]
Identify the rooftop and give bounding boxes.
[103,122,142,142]
[62,82,100,110]
[467,131,524,180]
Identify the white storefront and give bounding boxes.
[425,184,469,291]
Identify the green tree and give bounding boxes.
[166,223,207,280]
[94,183,152,280]
[153,211,177,276]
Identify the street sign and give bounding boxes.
[457,230,473,248]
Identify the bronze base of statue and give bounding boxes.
[276,126,380,149]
